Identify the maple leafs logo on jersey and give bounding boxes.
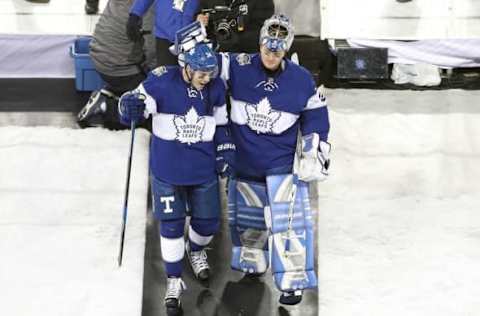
[245,98,281,134]
[173,107,206,145]
[172,0,186,12]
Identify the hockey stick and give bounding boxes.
[118,120,137,267]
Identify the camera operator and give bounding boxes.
[198,0,274,53]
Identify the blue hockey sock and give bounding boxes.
[159,219,186,278]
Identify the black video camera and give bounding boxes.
[201,0,248,44]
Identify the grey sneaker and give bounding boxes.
[186,241,210,282]
[164,277,186,316]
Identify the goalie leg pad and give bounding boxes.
[228,178,269,274]
[266,174,317,291]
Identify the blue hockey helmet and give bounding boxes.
[259,14,295,52]
[183,42,218,77]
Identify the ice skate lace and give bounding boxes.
[190,250,209,273]
[165,278,186,300]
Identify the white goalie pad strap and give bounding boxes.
[151,111,216,142]
[160,236,185,263]
[304,85,327,111]
[236,180,265,208]
[230,97,299,134]
[231,246,269,274]
[213,103,228,126]
[188,225,213,246]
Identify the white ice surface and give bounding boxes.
[0,127,150,316]
[1,89,480,316]
[317,89,480,316]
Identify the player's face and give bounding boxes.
[190,69,214,90]
[260,45,285,71]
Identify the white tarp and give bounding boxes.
[348,39,480,68]
[0,34,76,78]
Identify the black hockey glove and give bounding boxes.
[216,143,235,178]
[126,14,143,42]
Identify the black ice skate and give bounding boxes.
[77,89,113,128]
[186,241,210,283]
[165,277,186,316]
[279,290,303,305]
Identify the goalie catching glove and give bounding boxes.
[298,133,331,182]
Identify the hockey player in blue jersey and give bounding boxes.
[218,14,331,305]
[118,41,232,316]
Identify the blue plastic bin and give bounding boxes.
[70,37,104,91]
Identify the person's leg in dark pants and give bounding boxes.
[155,38,178,67]
[85,0,99,14]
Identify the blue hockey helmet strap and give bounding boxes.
[259,14,295,52]
[182,42,218,78]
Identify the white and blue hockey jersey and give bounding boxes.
[218,53,330,180]
[134,65,229,185]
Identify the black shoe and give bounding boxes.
[165,298,183,316]
[244,271,265,278]
[25,0,50,3]
[279,290,303,305]
[84,0,99,14]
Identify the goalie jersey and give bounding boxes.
[136,65,229,185]
[218,53,330,180]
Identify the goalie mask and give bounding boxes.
[259,14,294,52]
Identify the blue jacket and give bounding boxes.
[130,0,200,42]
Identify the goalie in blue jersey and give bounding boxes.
[218,14,331,305]
[118,41,232,316]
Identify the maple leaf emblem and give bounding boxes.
[173,107,206,145]
[245,97,281,134]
